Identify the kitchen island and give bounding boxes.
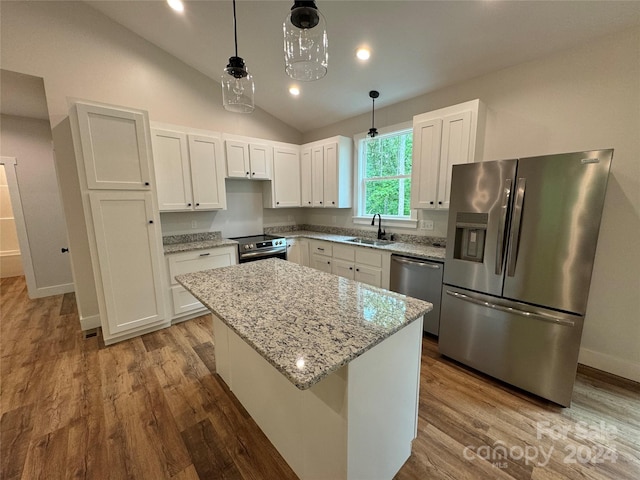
[177,258,432,480]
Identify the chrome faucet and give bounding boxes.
[371,214,386,240]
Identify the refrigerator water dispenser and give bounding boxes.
[453,212,488,263]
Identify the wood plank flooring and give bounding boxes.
[1,275,639,479]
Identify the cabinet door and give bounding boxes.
[77,103,153,190]
[323,142,338,207]
[300,148,313,207]
[410,118,442,209]
[152,129,192,211]
[355,265,382,288]
[286,239,301,265]
[311,253,332,273]
[332,259,355,280]
[225,140,250,178]
[311,146,324,207]
[189,135,227,210]
[249,143,272,179]
[437,111,472,209]
[273,146,301,207]
[89,191,165,335]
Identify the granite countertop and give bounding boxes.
[280,230,446,261]
[176,258,432,390]
[163,238,238,254]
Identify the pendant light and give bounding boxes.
[368,90,379,138]
[221,0,254,113]
[283,1,328,81]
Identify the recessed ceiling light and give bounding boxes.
[167,0,184,13]
[356,48,371,61]
[289,86,300,96]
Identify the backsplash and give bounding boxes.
[162,231,222,245]
[264,224,446,247]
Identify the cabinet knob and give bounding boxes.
[246,171,250,176]
[438,201,442,205]
[308,201,311,205]
[327,261,331,264]
[196,203,200,206]
[144,182,150,186]
[356,268,360,272]
[349,266,353,270]
[252,172,256,176]
[61,247,69,253]
[320,201,323,204]
[332,201,335,204]
[149,220,154,224]
[277,201,280,205]
[187,203,192,206]
[430,201,434,205]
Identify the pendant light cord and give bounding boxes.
[371,97,375,130]
[233,0,239,57]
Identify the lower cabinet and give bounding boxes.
[286,238,309,267]
[165,246,237,319]
[309,240,391,289]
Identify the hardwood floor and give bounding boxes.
[1,275,639,479]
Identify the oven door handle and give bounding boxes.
[240,247,286,259]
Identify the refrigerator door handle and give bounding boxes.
[392,257,441,269]
[506,177,526,277]
[445,290,575,327]
[495,178,512,275]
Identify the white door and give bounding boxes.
[410,118,443,209]
[225,140,250,178]
[76,103,153,190]
[311,146,324,207]
[273,146,301,207]
[355,265,382,288]
[152,129,192,211]
[300,148,312,207]
[323,142,338,207]
[249,143,272,179]
[89,191,165,335]
[311,254,332,273]
[438,111,472,209]
[332,259,355,280]
[189,135,227,210]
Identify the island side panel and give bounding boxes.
[346,317,424,479]
[212,315,231,385]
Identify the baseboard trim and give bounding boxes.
[578,347,640,383]
[80,314,101,330]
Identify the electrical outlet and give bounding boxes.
[424,220,434,231]
[191,220,197,229]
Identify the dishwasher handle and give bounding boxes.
[392,256,441,269]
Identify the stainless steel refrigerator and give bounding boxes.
[439,149,613,406]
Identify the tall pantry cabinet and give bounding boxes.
[69,102,167,344]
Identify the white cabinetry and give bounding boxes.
[152,128,226,211]
[76,103,153,190]
[310,240,333,273]
[225,137,272,180]
[301,136,352,208]
[264,144,301,208]
[166,246,237,318]
[331,244,389,288]
[71,102,167,344]
[410,99,485,210]
[286,238,309,267]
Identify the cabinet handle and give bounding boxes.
[327,261,330,264]
[308,201,312,205]
[332,201,335,204]
[61,248,69,253]
[246,171,250,176]
[199,253,211,257]
[252,172,256,176]
[196,203,200,206]
[148,220,154,224]
[187,203,192,206]
[429,201,434,205]
[317,247,324,251]
[320,201,323,204]
[349,266,353,270]
[438,201,443,205]
[356,268,360,272]
[277,201,280,205]
[144,182,150,186]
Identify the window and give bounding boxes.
[355,123,416,225]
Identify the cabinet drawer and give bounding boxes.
[171,285,205,315]
[310,240,332,257]
[355,248,383,268]
[167,246,235,285]
[333,244,355,261]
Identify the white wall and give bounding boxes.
[305,27,640,381]
[0,115,74,295]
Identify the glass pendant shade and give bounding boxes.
[283,1,328,81]
[221,56,255,113]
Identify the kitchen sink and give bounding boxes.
[345,237,396,247]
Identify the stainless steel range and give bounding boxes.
[231,234,287,263]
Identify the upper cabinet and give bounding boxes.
[410,99,485,210]
[264,144,301,208]
[301,136,352,208]
[225,137,272,180]
[76,103,153,190]
[152,128,226,211]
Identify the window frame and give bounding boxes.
[352,121,417,228]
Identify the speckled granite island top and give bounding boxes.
[176,258,432,390]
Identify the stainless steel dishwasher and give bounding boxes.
[390,255,443,336]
